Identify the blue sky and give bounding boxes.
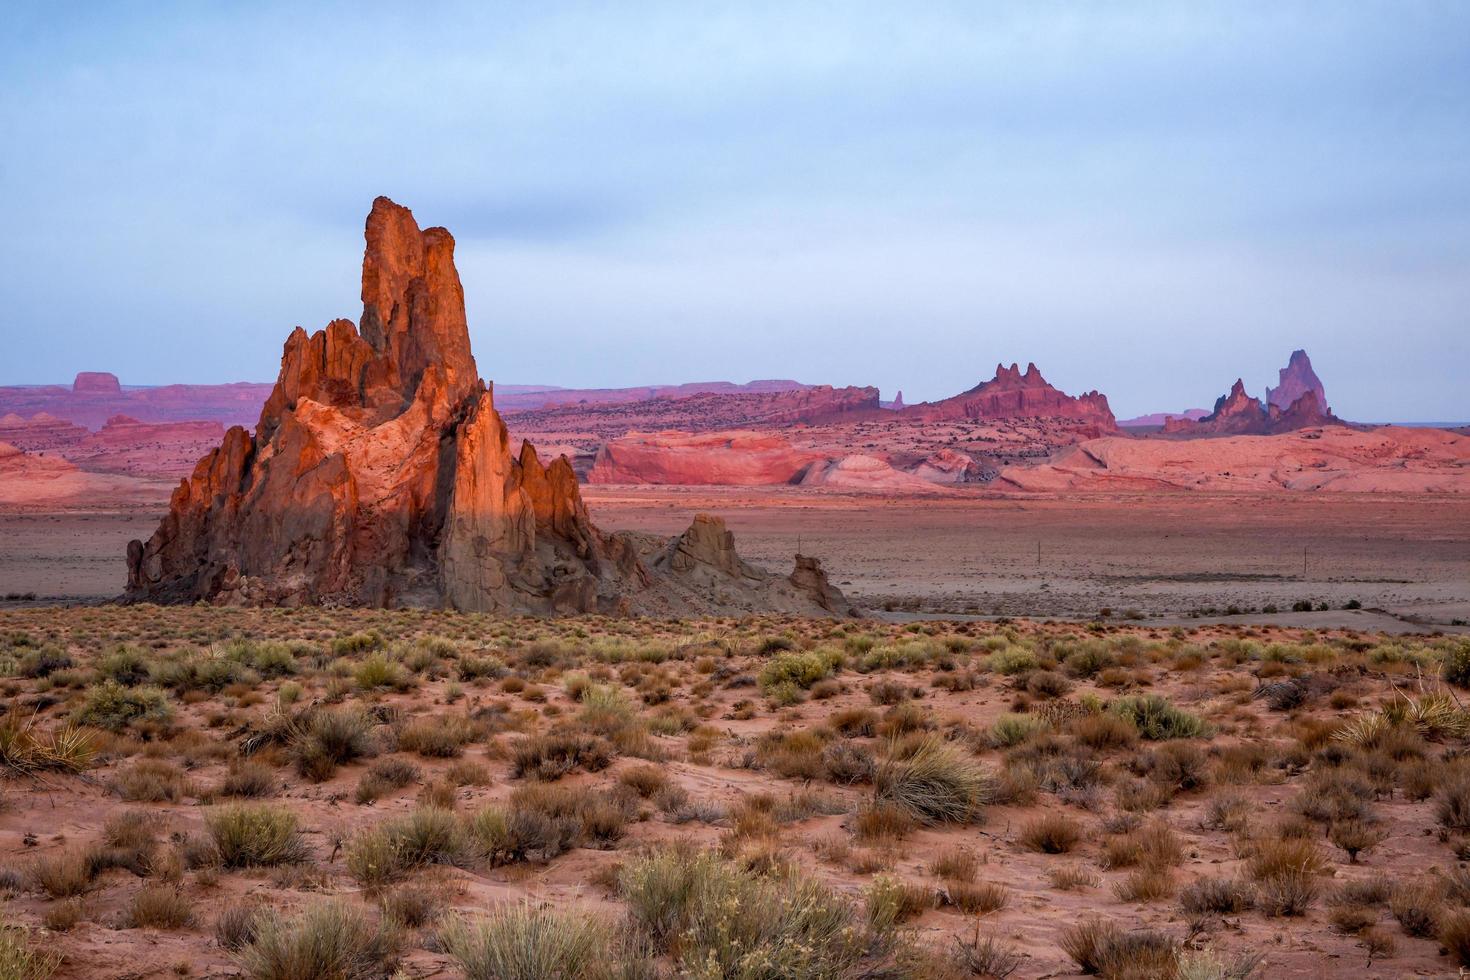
[2,2,1467,420]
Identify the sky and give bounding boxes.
[1,2,1467,421]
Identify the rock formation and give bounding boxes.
[72,371,122,394]
[125,197,853,617]
[1000,426,1470,494]
[1164,378,1338,437]
[1267,349,1328,414]
[901,363,1116,431]
[588,431,824,485]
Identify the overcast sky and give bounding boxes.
[2,2,1467,420]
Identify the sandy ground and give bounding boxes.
[3,489,1467,633]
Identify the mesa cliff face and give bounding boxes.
[125,198,852,616]
[901,363,1116,431]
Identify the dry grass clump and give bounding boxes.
[355,757,420,804]
[0,924,61,980]
[619,847,873,976]
[113,758,193,802]
[1180,876,1254,915]
[205,804,307,868]
[874,734,987,824]
[1245,836,1326,917]
[346,807,465,890]
[1019,813,1083,854]
[866,874,935,931]
[125,884,195,929]
[292,706,376,781]
[1060,917,1177,976]
[1389,878,1445,937]
[236,900,401,980]
[439,903,613,980]
[942,879,1010,915]
[509,731,614,780]
[396,715,474,758]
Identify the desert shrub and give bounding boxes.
[96,646,152,686]
[27,849,94,899]
[758,649,840,693]
[1019,813,1082,854]
[380,882,445,929]
[510,731,614,780]
[1443,640,1470,688]
[332,631,384,656]
[439,903,612,980]
[0,925,61,980]
[1144,742,1211,792]
[396,715,473,758]
[990,713,1048,748]
[1062,644,1116,679]
[620,848,869,975]
[986,647,1038,676]
[1389,879,1445,937]
[618,763,669,797]
[866,874,933,933]
[943,879,1010,915]
[1026,670,1072,699]
[1107,695,1207,740]
[219,760,277,798]
[354,654,412,692]
[1440,908,1470,967]
[237,900,400,980]
[1180,876,1254,915]
[293,706,376,781]
[1436,776,1470,831]
[17,646,72,679]
[72,681,173,731]
[1247,837,1325,917]
[1061,918,1177,976]
[355,757,420,804]
[821,741,876,784]
[1328,820,1386,863]
[113,758,192,801]
[206,804,306,868]
[867,679,912,706]
[754,729,828,780]
[215,902,265,951]
[1253,678,1308,712]
[1070,712,1138,749]
[874,734,987,824]
[1112,867,1176,903]
[928,847,978,882]
[346,807,465,889]
[125,884,194,929]
[853,801,917,842]
[830,706,879,737]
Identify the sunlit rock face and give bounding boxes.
[125,198,852,617]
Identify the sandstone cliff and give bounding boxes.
[125,198,852,617]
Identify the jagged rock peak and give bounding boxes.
[124,198,852,618]
[1267,349,1328,415]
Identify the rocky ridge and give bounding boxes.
[900,363,1117,431]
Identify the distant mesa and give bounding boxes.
[1118,409,1208,428]
[900,362,1117,431]
[124,197,853,616]
[72,371,121,394]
